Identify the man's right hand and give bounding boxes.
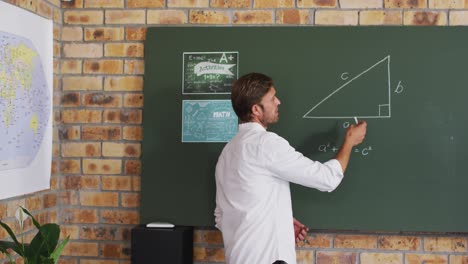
[345,121,367,147]
[335,121,367,173]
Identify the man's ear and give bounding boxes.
[251,104,262,117]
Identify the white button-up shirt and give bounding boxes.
[215,122,344,264]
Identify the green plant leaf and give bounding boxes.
[50,236,69,264]
[40,255,55,264]
[0,221,25,256]
[25,223,60,262]
[20,207,41,230]
[0,240,16,253]
[39,223,60,253]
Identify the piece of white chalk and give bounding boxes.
[354,117,358,124]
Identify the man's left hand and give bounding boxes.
[293,218,309,244]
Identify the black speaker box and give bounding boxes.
[131,225,193,264]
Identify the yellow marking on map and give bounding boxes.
[30,113,39,133]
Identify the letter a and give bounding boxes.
[219,53,228,63]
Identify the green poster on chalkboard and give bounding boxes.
[182,51,238,94]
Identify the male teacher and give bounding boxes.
[214,73,367,264]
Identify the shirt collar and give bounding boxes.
[238,122,266,132]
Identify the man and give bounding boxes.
[214,73,367,264]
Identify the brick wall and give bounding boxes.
[0,0,468,263]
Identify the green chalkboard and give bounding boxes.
[141,27,468,232]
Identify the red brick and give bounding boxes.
[126,27,147,41]
[80,192,119,207]
[335,235,377,249]
[62,242,99,257]
[0,203,7,219]
[317,251,357,264]
[61,175,100,190]
[26,196,43,211]
[64,10,103,25]
[233,10,273,24]
[83,93,122,107]
[297,0,336,7]
[123,93,143,108]
[61,92,80,107]
[104,43,144,57]
[62,142,101,157]
[44,194,57,208]
[123,126,142,140]
[82,126,121,140]
[100,243,130,258]
[104,76,143,91]
[61,225,80,240]
[83,159,122,175]
[85,27,124,41]
[406,254,447,264]
[102,142,141,157]
[101,210,139,224]
[121,193,140,207]
[125,160,141,175]
[276,10,310,24]
[102,176,132,191]
[132,176,141,191]
[385,0,426,8]
[124,60,145,74]
[103,109,142,124]
[190,10,229,24]
[378,236,421,250]
[168,0,208,7]
[58,125,81,140]
[62,26,83,41]
[38,0,53,19]
[254,0,293,8]
[59,191,80,205]
[84,59,123,74]
[297,234,332,248]
[403,11,447,25]
[61,209,98,224]
[85,0,124,8]
[61,59,82,74]
[450,255,468,264]
[424,237,467,252]
[127,0,164,8]
[61,109,102,123]
[61,0,82,8]
[211,0,250,7]
[80,226,119,240]
[106,10,145,24]
[63,43,103,58]
[63,76,102,91]
[194,247,225,262]
[147,10,188,24]
[60,159,81,174]
[203,230,223,244]
[361,253,403,264]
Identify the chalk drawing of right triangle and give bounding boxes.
[303,55,391,119]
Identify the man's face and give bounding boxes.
[257,87,281,127]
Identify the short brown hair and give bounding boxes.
[231,73,273,123]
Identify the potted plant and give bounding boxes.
[0,206,69,264]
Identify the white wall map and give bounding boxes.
[0,1,53,199]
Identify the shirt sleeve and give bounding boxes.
[262,132,344,192]
[214,204,222,230]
